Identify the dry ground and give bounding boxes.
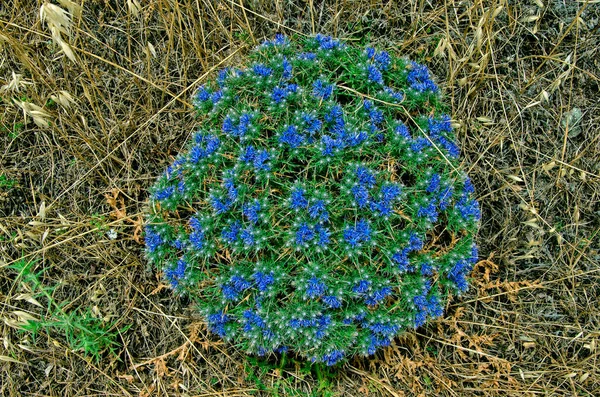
[1,0,599,396]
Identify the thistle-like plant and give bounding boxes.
[144,34,480,366]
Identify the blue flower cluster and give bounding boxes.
[261,33,289,47]
[145,34,480,366]
[347,164,402,218]
[412,280,444,328]
[222,112,255,139]
[407,61,439,93]
[312,79,334,100]
[195,85,224,105]
[426,115,460,158]
[239,145,271,173]
[315,34,345,51]
[190,133,220,163]
[343,218,372,248]
[391,232,424,272]
[165,259,187,289]
[271,83,298,104]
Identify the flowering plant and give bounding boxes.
[144,34,480,366]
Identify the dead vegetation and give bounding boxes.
[1,0,599,396]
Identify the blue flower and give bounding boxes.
[411,137,432,152]
[427,295,444,318]
[352,279,371,294]
[315,34,343,50]
[253,149,270,171]
[243,309,267,331]
[222,115,235,134]
[189,227,205,250]
[394,122,411,140]
[240,227,256,247]
[165,157,185,177]
[367,322,399,337]
[369,200,393,217]
[211,90,223,104]
[231,275,252,291]
[217,68,230,87]
[384,86,404,102]
[415,310,427,328]
[171,238,184,249]
[165,259,187,289]
[346,131,368,147]
[302,113,322,135]
[207,311,229,337]
[366,334,391,355]
[223,177,238,200]
[253,271,275,292]
[364,100,384,125]
[210,195,232,214]
[144,226,162,253]
[308,200,329,222]
[190,134,220,163]
[437,136,460,158]
[438,186,454,210]
[262,33,288,47]
[365,287,392,306]
[448,259,470,292]
[391,249,411,272]
[279,125,304,148]
[426,173,441,193]
[464,176,475,194]
[428,115,452,136]
[421,261,434,276]
[454,195,481,222]
[343,218,372,248]
[323,295,341,308]
[314,224,331,247]
[242,200,261,224]
[253,64,273,77]
[374,51,391,70]
[240,145,256,163]
[407,61,439,93]
[408,233,423,251]
[271,86,288,103]
[176,180,185,193]
[295,223,315,246]
[154,186,175,201]
[305,276,326,298]
[355,166,376,188]
[221,221,241,244]
[469,245,479,265]
[321,135,344,156]
[417,201,438,222]
[282,57,292,80]
[380,184,402,203]
[322,350,345,366]
[312,79,334,100]
[367,64,384,85]
[290,186,308,210]
[222,112,253,138]
[351,185,370,208]
[297,52,317,61]
[196,85,211,102]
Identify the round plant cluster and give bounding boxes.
[144,34,480,366]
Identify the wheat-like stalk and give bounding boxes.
[39,2,77,62]
[0,72,33,93]
[13,100,53,129]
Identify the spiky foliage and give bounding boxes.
[144,34,480,366]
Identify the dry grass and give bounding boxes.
[1,0,599,396]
